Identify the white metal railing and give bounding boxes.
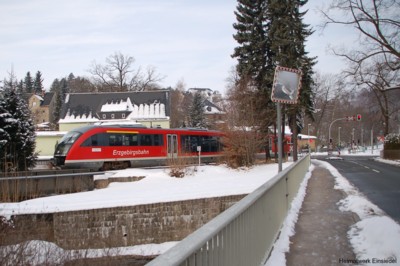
[147,154,311,266]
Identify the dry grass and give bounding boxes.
[167,155,198,178]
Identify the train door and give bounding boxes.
[167,134,178,159]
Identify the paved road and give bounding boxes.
[315,155,400,223]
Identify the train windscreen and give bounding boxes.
[54,131,82,156]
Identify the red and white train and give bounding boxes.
[53,124,224,170]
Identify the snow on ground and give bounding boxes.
[265,158,400,266]
[1,162,293,263]
[1,240,178,265]
[2,203,176,264]
[2,148,400,264]
[0,162,292,219]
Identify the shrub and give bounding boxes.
[384,133,400,150]
[167,156,197,178]
[222,128,264,168]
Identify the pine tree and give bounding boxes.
[232,0,316,161]
[189,92,206,128]
[232,0,276,132]
[267,0,316,160]
[60,78,70,101]
[0,104,12,170]
[0,74,37,171]
[24,71,34,93]
[17,80,24,93]
[232,0,271,87]
[50,79,63,128]
[33,71,44,95]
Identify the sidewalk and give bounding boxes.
[286,161,359,266]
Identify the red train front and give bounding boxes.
[53,125,223,170]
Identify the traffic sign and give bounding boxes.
[271,66,302,104]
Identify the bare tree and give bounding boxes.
[309,72,358,147]
[320,0,400,72]
[223,75,267,167]
[88,51,164,91]
[169,79,187,128]
[352,61,400,134]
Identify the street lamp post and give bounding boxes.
[308,123,311,153]
[338,127,341,150]
[361,128,364,148]
[328,117,346,155]
[371,125,374,155]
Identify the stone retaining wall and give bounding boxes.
[1,195,246,250]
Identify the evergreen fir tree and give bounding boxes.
[232,0,276,130]
[60,78,70,101]
[33,71,44,95]
[17,79,24,93]
[24,71,34,93]
[50,79,63,128]
[267,0,316,160]
[232,0,316,161]
[0,75,37,171]
[189,92,206,128]
[0,104,12,170]
[232,0,270,86]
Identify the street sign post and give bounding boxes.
[271,66,302,172]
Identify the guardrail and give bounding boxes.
[148,154,311,266]
[0,171,103,202]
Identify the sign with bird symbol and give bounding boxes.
[271,66,302,104]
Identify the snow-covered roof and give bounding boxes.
[59,110,100,123]
[33,94,44,101]
[268,125,293,135]
[126,102,167,119]
[203,99,225,115]
[298,134,317,140]
[36,131,67,137]
[59,91,170,124]
[101,97,134,112]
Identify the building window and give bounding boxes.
[111,114,115,119]
[102,114,106,119]
[122,113,125,119]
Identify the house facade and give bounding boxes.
[28,92,55,130]
[187,88,225,129]
[58,91,171,131]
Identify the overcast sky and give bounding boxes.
[0,0,356,94]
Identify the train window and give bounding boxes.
[181,135,221,153]
[128,134,138,146]
[82,134,98,146]
[138,134,163,146]
[180,135,200,153]
[140,135,152,146]
[153,134,163,146]
[60,131,81,145]
[109,134,123,146]
[122,134,130,146]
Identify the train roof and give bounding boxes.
[70,124,222,134]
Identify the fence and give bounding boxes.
[148,154,311,266]
[0,171,99,202]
